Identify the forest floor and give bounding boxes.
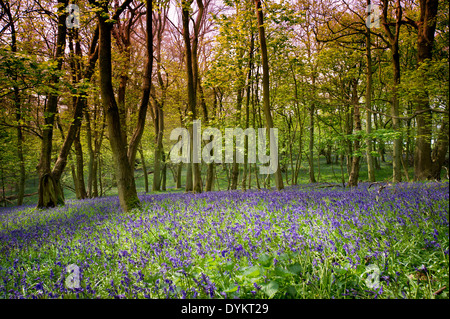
[0,180,448,299]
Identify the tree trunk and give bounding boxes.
[139,148,149,193]
[414,0,440,181]
[3,0,26,206]
[37,2,102,208]
[95,0,151,212]
[431,119,449,180]
[242,31,254,191]
[152,98,163,191]
[391,46,402,183]
[92,109,105,198]
[161,151,167,191]
[254,0,283,190]
[74,127,87,199]
[348,79,362,187]
[37,0,68,208]
[98,13,138,211]
[365,3,376,182]
[345,101,353,176]
[16,95,25,206]
[98,156,103,197]
[308,98,316,183]
[231,88,243,190]
[182,0,202,193]
[85,108,95,197]
[381,0,402,183]
[204,87,215,191]
[176,163,182,189]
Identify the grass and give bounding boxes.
[0,181,448,299]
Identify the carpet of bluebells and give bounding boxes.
[0,182,448,299]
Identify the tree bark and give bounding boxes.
[348,79,362,187]
[37,3,102,208]
[242,32,254,191]
[85,108,95,197]
[139,147,149,193]
[254,0,283,190]
[152,97,163,191]
[74,127,87,199]
[182,0,202,193]
[309,104,316,183]
[37,0,68,208]
[1,0,26,206]
[96,0,151,211]
[381,0,402,183]
[365,1,376,182]
[231,88,243,190]
[99,14,139,210]
[414,0,441,181]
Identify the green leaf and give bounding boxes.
[258,254,273,267]
[278,253,290,261]
[242,265,261,278]
[223,284,238,293]
[275,266,291,277]
[287,263,302,275]
[287,285,297,298]
[261,281,279,298]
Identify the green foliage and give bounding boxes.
[0,46,62,97]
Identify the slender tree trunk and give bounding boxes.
[161,151,167,191]
[176,163,182,189]
[182,0,202,193]
[317,120,321,182]
[391,47,402,183]
[92,155,98,197]
[16,93,25,206]
[152,10,168,192]
[2,0,26,206]
[139,148,149,193]
[118,72,128,147]
[71,162,78,197]
[98,156,103,197]
[309,105,316,183]
[431,118,449,180]
[74,127,87,199]
[291,64,303,185]
[254,0,283,190]
[365,3,375,182]
[345,101,353,176]
[382,0,402,183]
[253,68,261,190]
[231,88,243,190]
[85,108,95,197]
[242,32,254,191]
[152,99,162,191]
[348,79,362,187]
[92,110,105,198]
